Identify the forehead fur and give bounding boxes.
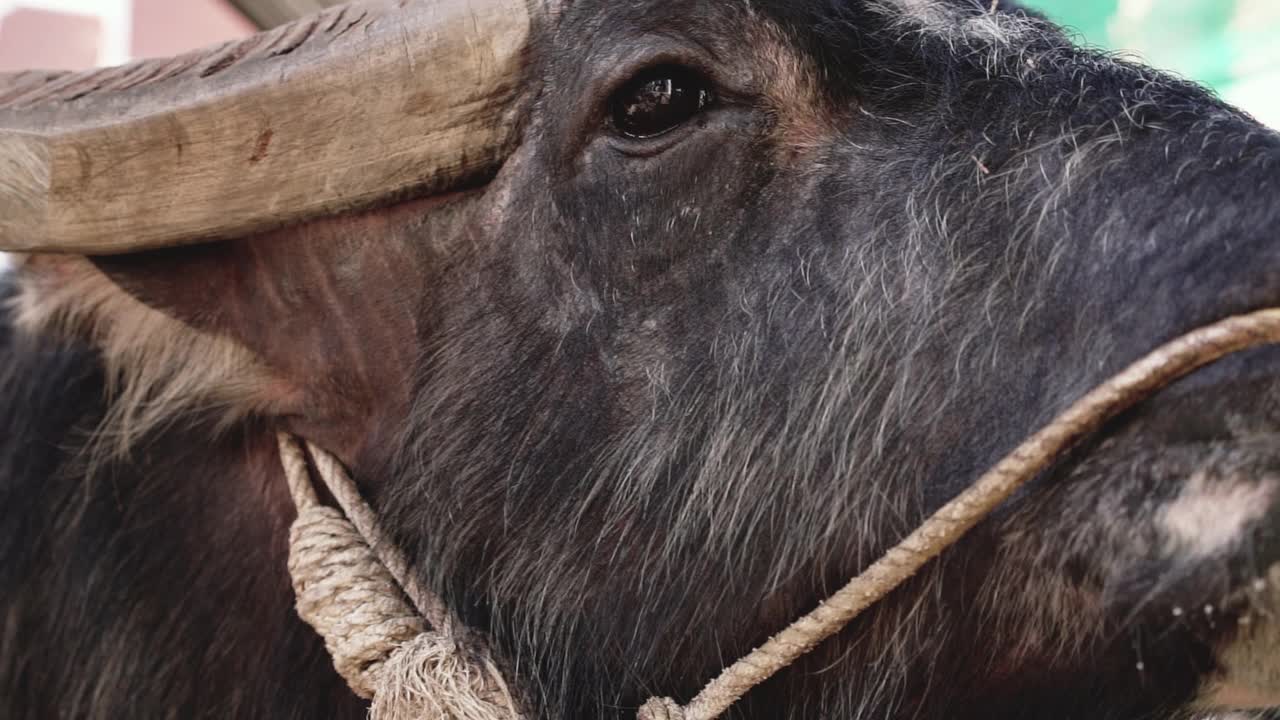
[874,0,1030,37]
[756,0,1043,70]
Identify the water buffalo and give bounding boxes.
[2,0,1279,718]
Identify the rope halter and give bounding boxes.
[278,308,1280,720]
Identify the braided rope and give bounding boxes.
[275,308,1280,720]
[278,435,521,719]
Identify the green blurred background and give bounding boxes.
[1023,0,1280,127]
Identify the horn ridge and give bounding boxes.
[0,4,351,112]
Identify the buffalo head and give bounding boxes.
[3,0,1280,718]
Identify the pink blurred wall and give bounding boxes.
[0,9,101,71]
[130,0,254,60]
[0,0,254,72]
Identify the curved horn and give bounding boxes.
[0,0,540,254]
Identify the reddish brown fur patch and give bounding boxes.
[10,190,469,470]
[752,23,839,160]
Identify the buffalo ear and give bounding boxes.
[0,0,542,464]
[20,197,451,464]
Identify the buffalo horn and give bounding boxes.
[0,0,538,254]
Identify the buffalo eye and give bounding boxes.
[609,65,714,140]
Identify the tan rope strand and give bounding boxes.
[278,433,321,510]
[639,307,1280,720]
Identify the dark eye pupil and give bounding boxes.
[612,67,712,139]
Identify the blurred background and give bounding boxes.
[0,0,1275,119]
[1027,0,1280,128]
[0,0,251,70]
